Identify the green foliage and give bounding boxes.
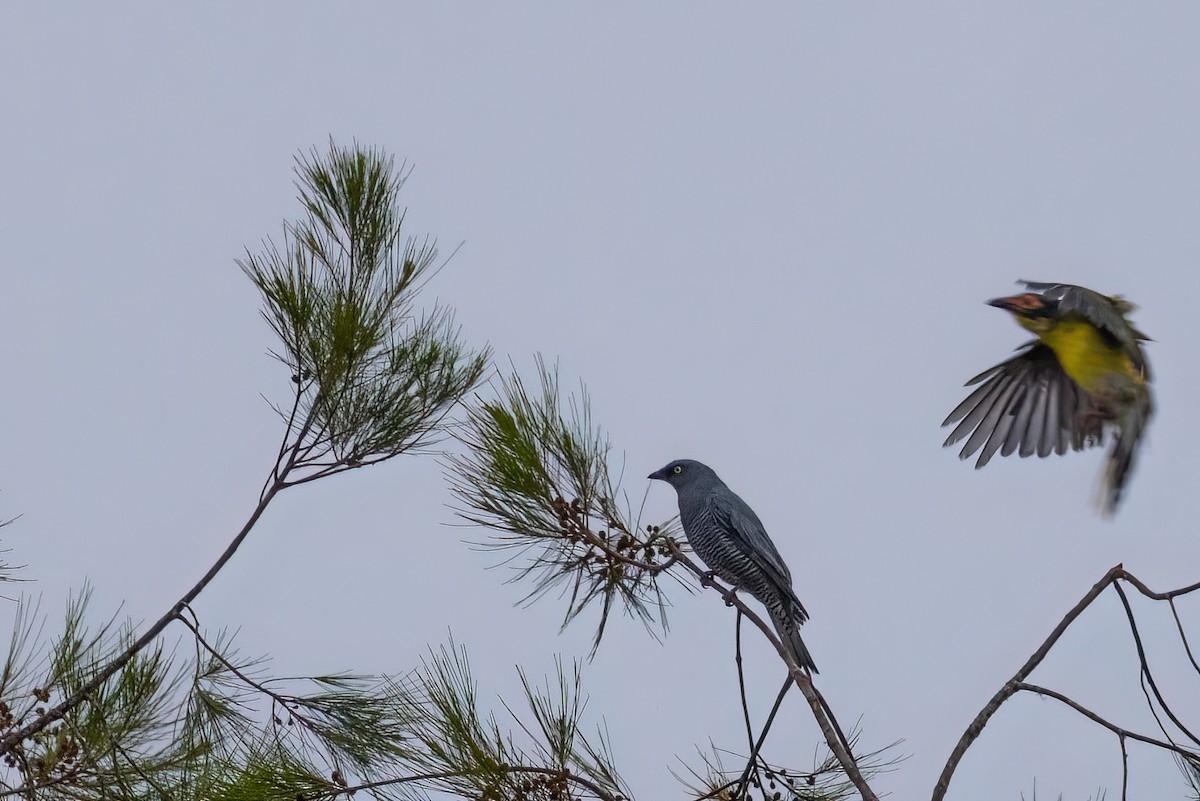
[0,591,454,800]
[0,591,226,798]
[207,749,331,801]
[240,140,489,483]
[445,357,683,652]
[0,140,500,799]
[0,138,892,801]
[390,640,628,801]
[14,588,194,798]
[0,595,624,799]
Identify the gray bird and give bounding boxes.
[648,459,817,674]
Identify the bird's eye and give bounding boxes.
[672,465,683,474]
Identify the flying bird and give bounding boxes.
[648,459,817,673]
[942,281,1153,515]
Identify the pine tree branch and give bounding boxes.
[0,143,487,774]
[1,489,282,756]
[175,608,328,744]
[0,480,285,759]
[310,765,625,801]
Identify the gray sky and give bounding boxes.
[4,4,1200,798]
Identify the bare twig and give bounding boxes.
[733,677,792,800]
[1111,582,1200,747]
[1016,683,1198,760]
[1119,733,1128,801]
[933,565,1200,801]
[1167,599,1200,677]
[733,613,761,793]
[666,540,879,801]
[1116,573,1200,601]
[931,565,1122,801]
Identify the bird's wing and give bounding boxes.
[1019,281,1149,372]
[708,491,809,622]
[942,341,1098,467]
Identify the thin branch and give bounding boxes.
[1119,733,1128,801]
[934,565,1200,801]
[264,377,310,496]
[1016,683,1199,760]
[303,768,461,799]
[176,607,323,740]
[734,613,758,778]
[305,764,624,801]
[813,683,857,764]
[666,540,879,801]
[724,611,796,801]
[931,564,1124,801]
[0,481,285,757]
[103,716,174,800]
[1112,581,1200,747]
[1117,573,1200,601]
[1137,665,1181,754]
[272,404,322,491]
[560,504,677,575]
[1168,599,1200,677]
[733,676,792,801]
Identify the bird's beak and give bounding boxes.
[647,468,665,481]
[987,295,1020,312]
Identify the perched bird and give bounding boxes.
[942,281,1153,515]
[648,459,817,673]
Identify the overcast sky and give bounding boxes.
[4,4,1200,799]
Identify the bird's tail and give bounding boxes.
[1099,387,1152,516]
[770,607,818,675]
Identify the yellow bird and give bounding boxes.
[943,281,1153,515]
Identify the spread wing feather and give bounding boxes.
[943,341,1096,467]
